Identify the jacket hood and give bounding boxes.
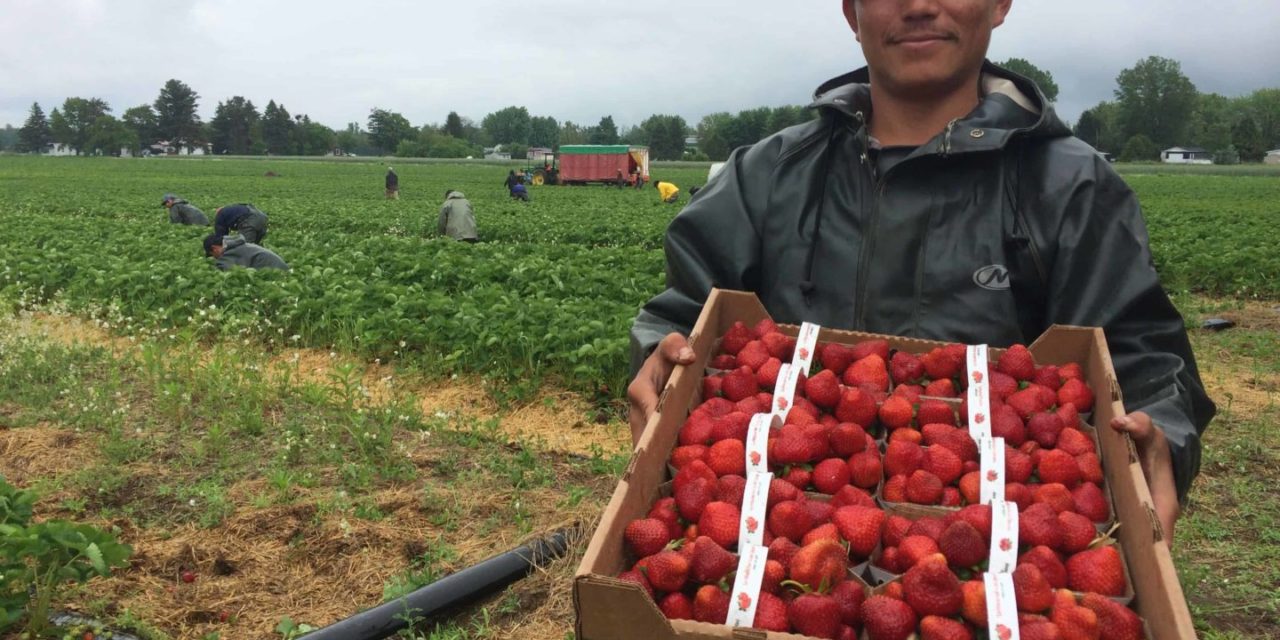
[446,191,466,200]
[809,60,1072,150]
[223,235,248,251]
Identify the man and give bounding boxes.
[510,181,530,202]
[438,190,478,242]
[654,179,680,204]
[386,167,399,199]
[161,193,209,226]
[213,203,270,244]
[627,0,1213,544]
[203,234,288,271]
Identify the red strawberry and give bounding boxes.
[752,591,789,631]
[821,342,857,377]
[736,340,770,372]
[907,517,949,542]
[922,445,964,485]
[1033,383,1059,410]
[768,477,801,506]
[1081,592,1144,640]
[939,520,986,569]
[674,477,716,522]
[803,522,841,546]
[702,375,724,399]
[643,550,689,592]
[1056,401,1080,430]
[904,554,963,616]
[659,591,693,619]
[960,579,987,627]
[1013,562,1055,613]
[1034,483,1076,514]
[832,579,866,626]
[997,344,1037,381]
[898,535,941,569]
[835,387,878,429]
[678,412,715,446]
[752,317,779,338]
[1021,620,1065,640]
[805,499,835,525]
[1006,482,1034,510]
[905,469,944,505]
[805,369,843,410]
[844,354,890,392]
[1034,365,1063,391]
[921,422,954,446]
[1008,387,1048,419]
[789,592,844,639]
[884,440,924,477]
[831,505,884,559]
[1006,446,1034,483]
[940,429,979,463]
[756,357,783,389]
[847,451,882,489]
[991,403,1028,447]
[882,515,913,548]
[921,346,964,380]
[1021,503,1064,551]
[670,445,708,469]
[813,457,853,494]
[990,370,1020,400]
[698,501,741,549]
[878,395,915,430]
[1057,427,1095,456]
[768,500,814,542]
[1039,449,1082,487]
[953,503,993,541]
[890,350,925,384]
[888,427,923,445]
[699,396,735,416]
[924,378,958,398]
[720,322,753,355]
[717,474,747,508]
[721,365,760,402]
[1072,482,1110,523]
[894,384,924,403]
[1051,590,1101,639]
[1057,511,1097,554]
[920,615,975,640]
[878,546,904,574]
[862,595,918,640]
[941,486,962,507]
[1058,378,1094,412]
[781,464,813,491]
[1067,545,1126,596]
[1020,545,1069,589]
[1076,452,1104,485]
[917,399,956,426]
[768,536,800,570]
[761,331,792,360]
[761,559,786,594]
[831,485,877,511]
[690,536,736,583]
[790,538,849,592]
[624,518,673,558]
[773,435,813,465]
[617,568,654,599]
[692,583,730,623]
[851,339,891,361]
[958,471,981,505]
[1028,412,1066,448]
[882,474,908,502]
[705,438,746,476]
[830,423,868,456]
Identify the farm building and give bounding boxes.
[1161,146,1213,165]
[43,143,75,156]
[1266,149,1280,165]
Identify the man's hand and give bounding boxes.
[627,333,696,447]
[1110,411,1179,546]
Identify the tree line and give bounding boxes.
[8,57,1279,162]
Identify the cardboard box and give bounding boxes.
[575,289,1195,639]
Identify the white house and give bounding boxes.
[1265,149,1280,165]
[43,143,75,156]
[1161,146,1213,165]
[484,145,511,161]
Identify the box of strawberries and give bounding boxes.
[574,289,1194,639]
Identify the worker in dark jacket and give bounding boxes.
[161,193,209,225]
[386,167,399,199]
[628,0,1213,545]
[213,204,270,244]
[203,234,288,271]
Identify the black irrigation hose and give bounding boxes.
[300,526,577,640]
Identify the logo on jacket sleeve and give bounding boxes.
[973,264,1011,291]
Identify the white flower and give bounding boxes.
[188,499,197,507]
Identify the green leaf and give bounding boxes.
[85,542,106,574]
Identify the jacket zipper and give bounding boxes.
[852,112,882,331]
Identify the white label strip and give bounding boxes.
[771,363,799,420]
[984,572,1022,640]
[738,471,773,548]
[966,344,992,441]
[725,544,771,628]
[745,414,776,475]
[979,436,1006,505]
[988,499,1020,574]
[792,322,821,375]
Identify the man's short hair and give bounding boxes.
[444,189,454,199]
[161,193,177,206]
[202,234,225,257]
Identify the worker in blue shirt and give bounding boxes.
[212,204,270,244]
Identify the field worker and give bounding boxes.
[510,181,530,202]
[213,203,270,244]
[654,179,680,204]
[202,234,289,271]
[504,170,522,190]
[161,193,209,225]
[386,167,399,199]
[627,0,1214,544]
[615,170,627,189]
[438,190,478,242]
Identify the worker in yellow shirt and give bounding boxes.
[654,179,680,204]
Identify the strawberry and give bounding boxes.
[768,500,814,542]
[761,558,786,594]
[706,438,746,476]
[921,422,954,446]
[790,539,850,592]
[878,546,903,574]
[789,592,844,639]
[1021,502,1064,550]
[698,501,741,549]
[752,591,790,631]
[1052,590,1100,640]
[890,350,925,384]
[991,403,1028,446]
[805,498,835,525]
[736,340,770,372]
[803,522,842,546]
[1008,387,1048,419]
[939,520,986,569]
[624,518,673,559]
[830,423,868,456]
[1034,364,1063,391]
[898,535,941,569]
[920,615,975,640]
[997,344,1037,381]
[907,516,948,542]
[717,474,747,508]
[752,317,779,338]
[768,536,800,570]
[643,550,689,592]
[922,445,964,485]
[862,595,918,640]
[960,579,987,626]
[917,399,956,426]
[831,486,877,512]
[1028,411,1066,448]
[1057,511,1097,554]
[878,395,915,430]
[832,579,866,626]
[835,387,878,429]
[882,474,908,502]
[882,515,913,548]
[941,487,962,507]
[1006,482,1034,510]
[813,457,853,494]
[699,396,735,416]
[904,553,963,616]
[1057,427,1095,456]
[952,504,993,540]
[1076,452,1104,485]
[702,375,724,399]
[1020,545,1069,589]
[905,469,944,505]
[712,411,752,442]
[773,435,813,465]
[921,345,964,380]
[690,536,736,583]
[674,458,717,493]
[692,583,730,623]
[989,369,1020,400]
[1013,562,1055,613]
[894,384,924,403]
[845,451,882,489]
[761,331,792,360]
[659,591,693,620]
[884,440,924,477]
[923,378,958,398]
[756,356,783,389]
[1006,446,1034,483]
[958,471,981,505]
[1033,383,1059,410]
[887,427,923,445]
[821,342,857,377]
[843,354,890,392]
[1021,620,1065,640]
[678,412,715,446]
[1072,482,1111,523]
[617,568,654,599]
[831,505,884,559]
[1081,592,1144,640]
[720,322,753,355]
[1058,378,1094,412]
[798,370,837,411]
[781,464,814,491]
[674,477,716,522]
[851,339,891,361]
[721,365,760,402]
[940,429,979,463]
[670,445,708,469]
[1034,483,1077,514]
[768,477,801,506]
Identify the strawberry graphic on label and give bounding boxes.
[975,412,986,424]
[972,371,984,384]
[746,516,759,534]
[997,624,1012,640]
[777,397,789,411]
[799,348,810,360]
[750,451,762,466]
[1000,538,1012,552]
[986,470,999,482]
[737,592,752,612]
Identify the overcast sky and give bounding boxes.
[2,0,1277,132]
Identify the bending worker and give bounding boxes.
[162,193,209,225]
[213,203,270,244]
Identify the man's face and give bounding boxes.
[210,245,224,258]
[844,0,1011,99]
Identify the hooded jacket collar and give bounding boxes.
[223,235,248,251]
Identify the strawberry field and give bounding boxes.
[0,156,1277,639]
